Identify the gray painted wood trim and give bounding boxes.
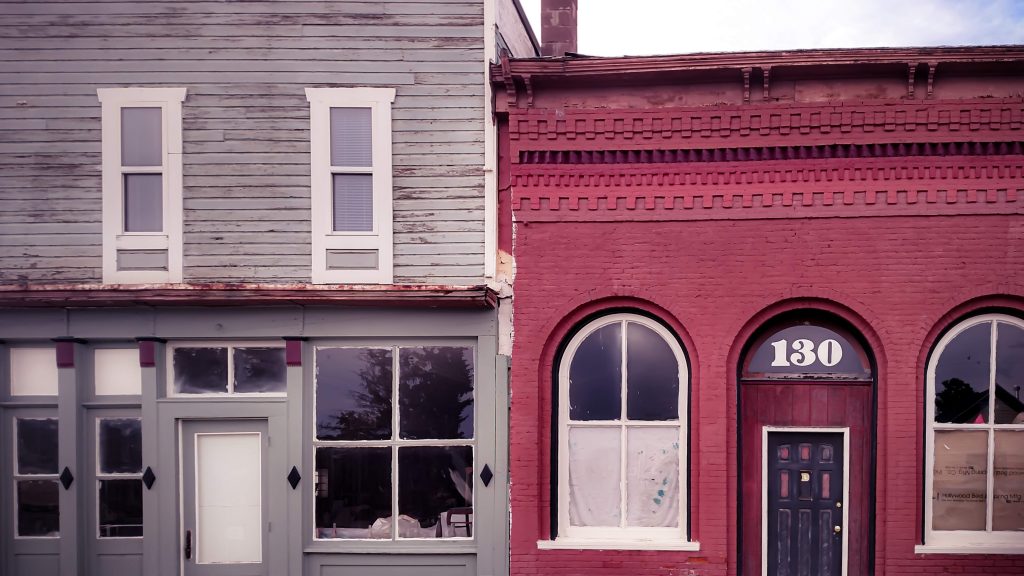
[57,344,83,575]
[140,340,162,576]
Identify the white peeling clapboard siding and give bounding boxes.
[0,0,485,284]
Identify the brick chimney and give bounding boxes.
[540,0,577,57]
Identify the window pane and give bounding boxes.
[99,418,142,474]
[626,322,679,421]
[569,322,622,421]
[121,107,161,167]
[330,107,372,167]
[399,347,474,440]
[995,431,1024,531]
[315,447,391,539]
[123,174,163,232]
[233,348,287,394]
[626,426,679,527]
[17,418,58,475]
[172,348,228,394]
[17,480,59,537]
[935,322,991,423]
[932,430,988,530]
[995,322,1024,424]
[99,479,143,538]
[315,348,392,441]
[10,348,58,396]
[94,348,142,396]
[744,324,870,379]
[568,426,621,526]
[398,446,473,538]
[332,174,374,232]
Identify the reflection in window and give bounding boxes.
[558,313,688,542]
[172,345,285,395]
[14,417,59,537]
[313,345,475,540]
[98,418,143,538]
[928,314,1024,544]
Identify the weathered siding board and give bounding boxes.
[0,0,487,284]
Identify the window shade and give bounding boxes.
[332,174,374,232]
[330,107,373,167]
[121,107,162,167]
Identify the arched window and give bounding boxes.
[552,313,692,548]
[925,313,1024,550]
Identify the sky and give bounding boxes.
[517,0,1024,57]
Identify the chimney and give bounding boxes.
[540,0,577,57]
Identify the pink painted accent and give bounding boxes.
[138,340,157,368]
[285,339,303,367]
[54,340,75,368]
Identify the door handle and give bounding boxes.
[184,529,192,560]
[833,525,841,534]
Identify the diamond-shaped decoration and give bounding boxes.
[59,467,74,490]
[287,466,301,489]
[143,466,156,490]
[480,464,493,487]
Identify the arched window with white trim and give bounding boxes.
[925,313,1024,551]
[551,313,693,549]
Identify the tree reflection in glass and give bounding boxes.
[935,323,991,423]
[399,347,474,440]
[316,348,393,441]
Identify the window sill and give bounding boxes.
[537,539,700,551]
[305,541,476,555]
[915,544,1024,555]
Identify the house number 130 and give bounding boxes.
[770,338,843,367]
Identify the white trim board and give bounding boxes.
[761,426,850,576]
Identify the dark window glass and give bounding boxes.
[123,174,163,232]
[995,322,1024,425]
[315,447,391,539]
[316,348,393,441]
[569,322,622,421]
[99,479,143,538]
[398,446,473,538]
[399,347,474,440]
[626,322,679,421]
[173,348,228,394]
[233,348,287,393]
[99,418,142,474]
[745,324,870,379]
[17,480,59,537]
[17,418,58,475]
[935,323,991,423]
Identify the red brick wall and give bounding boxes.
[508,214,1024,575]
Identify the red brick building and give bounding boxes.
[492,19,1024,576]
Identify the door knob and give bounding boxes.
[833,525,841,534]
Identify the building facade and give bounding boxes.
[0,1,535,575]
[493,43,1024,575]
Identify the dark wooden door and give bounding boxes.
[766,431,844,576]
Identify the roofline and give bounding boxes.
[0,284,498,309]
[492,45,1024,82]
[508,0,541,56]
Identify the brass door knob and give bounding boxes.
[833,525,841,534]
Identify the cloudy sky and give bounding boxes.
[517,0,1024,56]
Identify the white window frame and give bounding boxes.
[97,87,186,284]
[312,343,476,542]
[305,87,396,285]
[166,342,286,398]
[918,313,1024,554]
[541,313,698,551]
[95,416,143,539]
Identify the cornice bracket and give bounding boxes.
[762,66,772,101]
[926,61,938,99]
[907,62,917,99]
[742,67,752,104]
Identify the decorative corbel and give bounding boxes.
[762,66,772,101]
[906,62,917,98]
[742,67,752,104]
[523,74,535,108]
[926,62,938,99]
[500,55,518,108]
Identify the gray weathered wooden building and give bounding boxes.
[0,1,536,574]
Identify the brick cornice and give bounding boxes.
[508,100,1024,153]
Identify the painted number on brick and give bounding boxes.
[770,338,843,368]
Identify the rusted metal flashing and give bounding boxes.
[0,284,498,309]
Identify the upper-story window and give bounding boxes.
[925,313,1024,550]
[305,87,396,285]
[551,313,693,549]
[97,87,187,284]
